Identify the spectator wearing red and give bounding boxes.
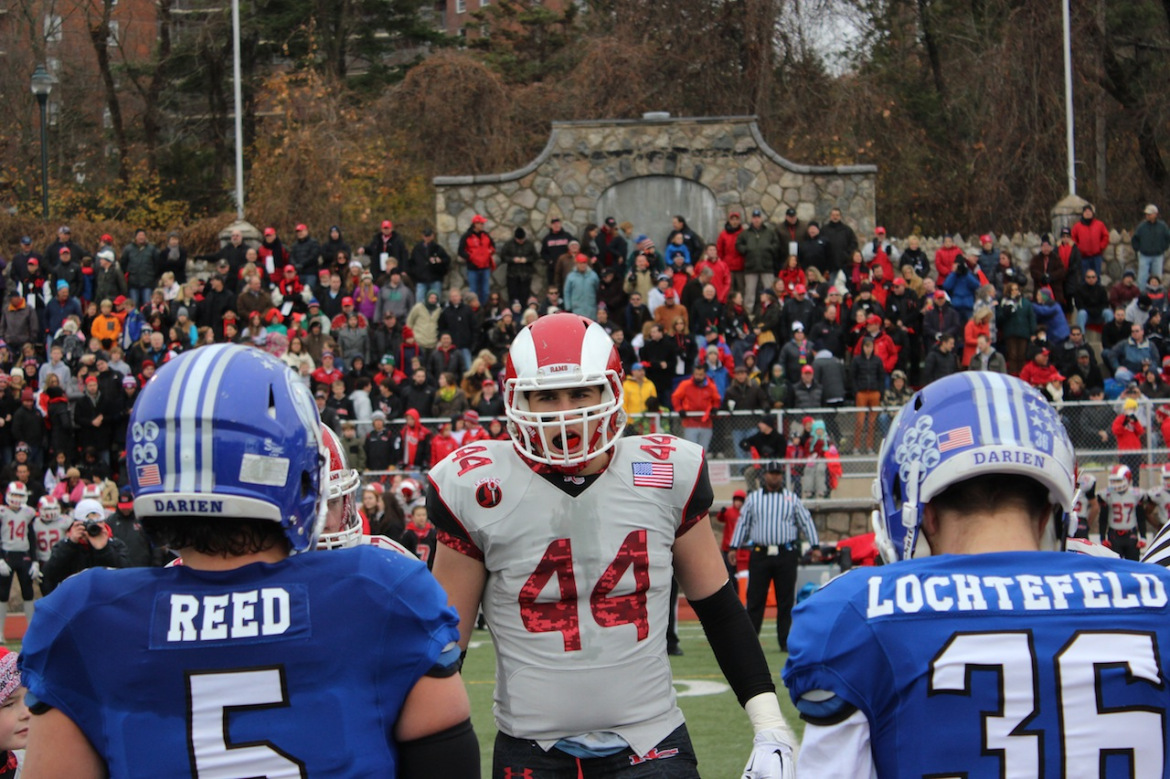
[428,421,458,469]
[1113,397,1145,453]
[1070,203,1109,279]
[330,297,368,332]
[694,244,731,303]
[718,490,749,577]
[258,226,289,275]
[716,212,745,296]
[458,214,496,309]
[934,234,962,285]
[311,350,344,392]
[1018,348,1065,393]
[461,410,490,444]
[397,408,430,468]
[776,255,807,299]
[671,362,721,451]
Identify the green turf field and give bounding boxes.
[462,620,804,777]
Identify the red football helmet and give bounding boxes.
[504,314,626,471]
[318,425,362,549]
[396,477,422,507]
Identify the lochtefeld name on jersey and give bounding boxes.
[785,552,1170,777]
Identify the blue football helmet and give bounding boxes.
[873,372,1076,562]
[127,344,328,553]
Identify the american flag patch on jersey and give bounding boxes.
[632,462,673,488]
[136,464,162,487]
[938,426,974,452]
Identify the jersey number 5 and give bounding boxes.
[518,530,650,651]
[187,667,307,778]
[930,631,1164,775]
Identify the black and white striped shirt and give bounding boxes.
[730,487,818,549]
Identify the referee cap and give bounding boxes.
[764,461,785,474]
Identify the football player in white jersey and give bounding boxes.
[1144,464,1170,531]
[1069,472,1098,539]
[318,425,414,556]
[1099,464,1147,560]
[430,314,792,779]
[31,496,70,575]
[0,483,36,636]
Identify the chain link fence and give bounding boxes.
[376,397,1170,501]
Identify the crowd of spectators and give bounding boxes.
[0,201,1167,501]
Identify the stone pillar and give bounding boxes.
[1051,193,1089,240]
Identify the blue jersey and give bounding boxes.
[783,552,1170,778]
[20,546,460,778]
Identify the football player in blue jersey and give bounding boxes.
[19,343,478,778]
[784,372,1170,777]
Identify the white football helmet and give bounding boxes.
[1109,464,1132,492]
[37,496,61,522]
[318,425,361,550]
[5,482,27,511]
[1162,464,1170,489]
[81,483,103,503]
[1077,472,1096,494]
[503,314,626,472]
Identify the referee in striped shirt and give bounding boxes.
[729,460,819,652]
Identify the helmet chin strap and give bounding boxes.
[901,460,922,560]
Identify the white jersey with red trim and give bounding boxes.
[365,534,414,556]
[0,506,36,553]
[1146,486,1170,529]
[1101,487,1146,533]
[32,513,73,563]
[428,435,712,756]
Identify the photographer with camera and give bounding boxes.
[41,498,126,596]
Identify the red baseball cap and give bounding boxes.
[471,215,487,224]
[801,365,814,374]
[875,226,886,235]
[101,233,114,243]
[113,295,126,306]
[341,296,354,307]
[263,227,276,236]
[381,220,393,229]
[794,284,807,294]
[892,277,906,287]
[866,314,882,326]
[980,234,992,244]
[934,290,946,300]
[295,223,307,232]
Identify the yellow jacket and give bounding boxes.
[622,376,657,415]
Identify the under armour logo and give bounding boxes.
[502,769,535,779]
[629,747,680,765]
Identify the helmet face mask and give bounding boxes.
[318,425,361,550]
[873,373,1076,563]
[504,315,626,472]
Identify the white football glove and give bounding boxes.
[741,729,796,779]
[0,560,13,578]
[28,561,40,581]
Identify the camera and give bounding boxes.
[83,519,104,537]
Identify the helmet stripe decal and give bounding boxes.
[971,372,994,445]
[179,345,230,492]
[198,346,237,493]
[162,343,208,490]
[1003,372,1034,448]
[987,372,1019,447]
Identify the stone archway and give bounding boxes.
[434,114,876,277]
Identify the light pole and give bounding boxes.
[30,65,55,219]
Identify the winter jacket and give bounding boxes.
[1133,219,1170,256]
[922,345,958,385]
[458,228,496,271]
[122,242,160,288]
[290,236,322,277]
[812,355,849,403]
[500,238,540,280]
[943,266,981,316]
[405,302,442,351]
[1030,251,1068,306]
[997,296,1036,340]
[1071,217,1110,257]
[1033,300,1070,342]
[736,225,781,274]
[564,268,601,316]
[849,352,886,392]
[820,221,858,275]
[716,225,745,272]
[93,265,127,305]
[670,377,721,428]
[0,303,38,350]
[934,245,963,284]
[42,533,128,595]
[407,240,451,285]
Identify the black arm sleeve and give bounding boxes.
[691,579,777,706]
[397,718,479,779]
